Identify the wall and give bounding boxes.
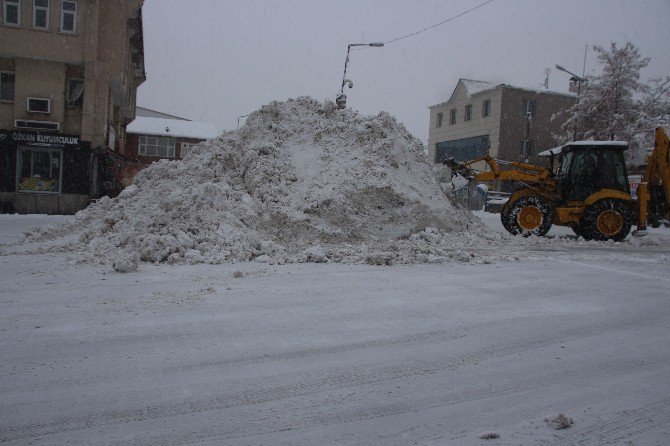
[498,87,576,164]
[427,83,502,163]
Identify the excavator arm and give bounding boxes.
[443,156,554,187]
[636,126,670,231]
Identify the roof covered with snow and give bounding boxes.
[430,78,576,108]
[461,79,494,96]
[538,141,629,156]
[126,117,219,140]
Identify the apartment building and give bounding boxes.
[0,0,145,214]
[428,79,576,167]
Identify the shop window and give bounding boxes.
[33,0,49,30]
[435,135,490,163]
[18,147,62,193]
[3,0,20,26]
[482,99,491,117]
[139,135,175,157]
[0,71,15,101]
[60,0,76,33]
[66,78,83,106]
[436,112,443,128]
[464,104,472,122]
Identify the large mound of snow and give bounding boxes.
[18,97,500,266]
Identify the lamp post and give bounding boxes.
[336,42,384,109]
[556,64,587,141]
[555,64,586,97]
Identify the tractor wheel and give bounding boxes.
[500,202,514,234]
[501,196,554,236]
[571,225,585,238]
[580,198,633,241]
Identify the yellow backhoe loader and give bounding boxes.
[444,126,670,241]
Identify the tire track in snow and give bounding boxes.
[553,258,670,282]
[553,397,670,445]
[2,308,667,443]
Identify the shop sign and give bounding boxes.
[0,130,80,150]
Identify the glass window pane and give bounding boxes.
[35,9,47,27]
[63,1,76,11]
[1,73,15,100]
[5,4,19,23]
[35,0,48,7]
[63,13,74,30]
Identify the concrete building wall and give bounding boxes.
[498,88,576,165]
[0,0,145,214]
[13,59,66,123]
[428,84,503,163]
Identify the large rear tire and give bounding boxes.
[501,196,554,236]
[580,198,633,241]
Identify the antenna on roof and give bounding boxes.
[541,68,551,90]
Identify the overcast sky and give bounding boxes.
[137,0,670,144]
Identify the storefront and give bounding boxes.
[0,129,93,214]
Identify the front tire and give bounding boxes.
[580,198,633,241]
[501,196,554,236]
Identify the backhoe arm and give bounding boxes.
[637,126,670,230]
[444,156,554,186]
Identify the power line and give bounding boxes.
[383,0,496,45]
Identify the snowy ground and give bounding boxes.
[1,213,669,445]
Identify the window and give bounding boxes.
[464,104,472,122]
[66,78,83,106]
[3,0,20,26]
[522,99,536,117]
[180,142,196,158]
[17,147,62,193]
[449,108,456,125]
[139,135,175,157]
[27,97,50,113]
[436,112,443,128]
[60,0,76,32]
[0,71,15,101]
[435,135,490,163]
[482,99,491,117]
[33,0,48,29]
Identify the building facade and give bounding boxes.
[428,79,577,167]
[0,0,145,214]
[118,116,218,189]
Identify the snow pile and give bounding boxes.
[17,97,502,267]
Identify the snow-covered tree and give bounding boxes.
[562,42,650,143]
[628,76,670,165]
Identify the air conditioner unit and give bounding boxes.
[27,97,51,114]
[15,120,60,131]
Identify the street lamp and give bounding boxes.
[556,64,587,141]
[555,64,586,97]
[336,42,385,109]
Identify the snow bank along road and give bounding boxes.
[1,215,669,445]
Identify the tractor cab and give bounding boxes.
[541,142,630,203]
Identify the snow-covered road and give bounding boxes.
[1,214,669,445]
